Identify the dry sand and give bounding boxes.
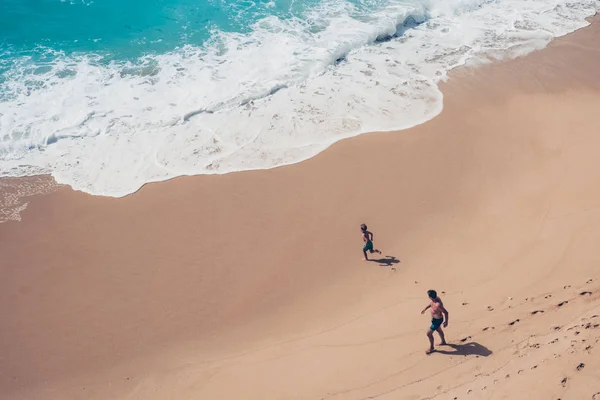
[2,16,600,400]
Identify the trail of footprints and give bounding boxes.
[447,278,599,400]
[475,281,596,333]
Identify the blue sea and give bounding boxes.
[1,0,598,196]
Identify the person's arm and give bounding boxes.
[441,305,449,327]
[369,231,374,241]
[421,304,431,314]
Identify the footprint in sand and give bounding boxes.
[508,319,520,326]
[561,377,568,387]
[580,291,592,296]
[545,294,552,299]
[557,301,569,307]
[576,363,585,371]
[462,302,469,306]
[531,365,538,369]
[587,279,594,283]
[564,285,571,289]
[460,336,472,342]
[487,306,494,311]
[552,326,562,331]
[482,327,489,331]
[592,392,600,400]
[531,310,545,315]
[549,338,559,344]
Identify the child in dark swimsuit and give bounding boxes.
[361,224,381,261]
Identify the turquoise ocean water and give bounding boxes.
[1,0,388,80]
[1,0,599,196]
[3,0,300,62]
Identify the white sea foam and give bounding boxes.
[0,0,598,197]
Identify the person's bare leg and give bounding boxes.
[426,329,435,354]
[375,248,382,254]
[436,327,447,345]
[363,250,369,261]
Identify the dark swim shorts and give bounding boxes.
[430,318,444,330]
[363,241,374,252]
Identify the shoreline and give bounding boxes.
[2,15,600,400]
[1,14,597,200]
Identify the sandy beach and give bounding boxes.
[2,16,600,400]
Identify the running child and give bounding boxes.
[360,223,381,261]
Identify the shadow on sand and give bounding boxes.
[434,342,492,357]
[368,255,400,267]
